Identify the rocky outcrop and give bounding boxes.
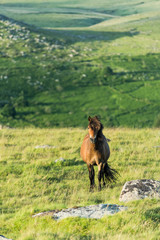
[119,179,160,202]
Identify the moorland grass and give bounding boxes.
[0,127,160,239]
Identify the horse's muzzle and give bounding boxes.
[90,137,96,144]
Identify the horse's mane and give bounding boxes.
[88,116,104,134]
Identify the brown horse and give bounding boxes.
[80,116,118,191]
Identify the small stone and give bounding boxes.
[119,179,160,202]
[35,145,56,149]
[54,157,65,163]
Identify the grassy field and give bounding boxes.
[0,127,160,239]
[0,128,160,240]
[0,0,160,128]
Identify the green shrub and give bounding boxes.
[14,91,29,107]
[102,67,114,78]
[154,114,160,127]
[1,103,16,118]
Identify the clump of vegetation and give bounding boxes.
[14,91,29,107]
[154,114,160,127]
[104,66,114,76]
[1,103,16,118]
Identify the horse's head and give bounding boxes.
[88,116,103,143]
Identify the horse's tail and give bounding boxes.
[104,162,119,183]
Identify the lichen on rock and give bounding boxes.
[119,179,160,202]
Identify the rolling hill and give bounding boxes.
[0,0,160,128]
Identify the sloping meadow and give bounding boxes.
[0,128,160,239]
[0,3,160,128]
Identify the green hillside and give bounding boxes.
[0,0,160,127]
[0,128,160,239]
[0,0,160,29]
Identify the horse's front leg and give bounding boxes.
[87,164,95,191]
[98,162,103,191]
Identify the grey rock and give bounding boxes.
[0,235,12,240]
[119,179,160,202]
[52,204,127,220]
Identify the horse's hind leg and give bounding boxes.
[102,163,106,187]
[87,164,95,191]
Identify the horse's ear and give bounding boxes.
[88,116,91,122]
[95,115,100,121]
